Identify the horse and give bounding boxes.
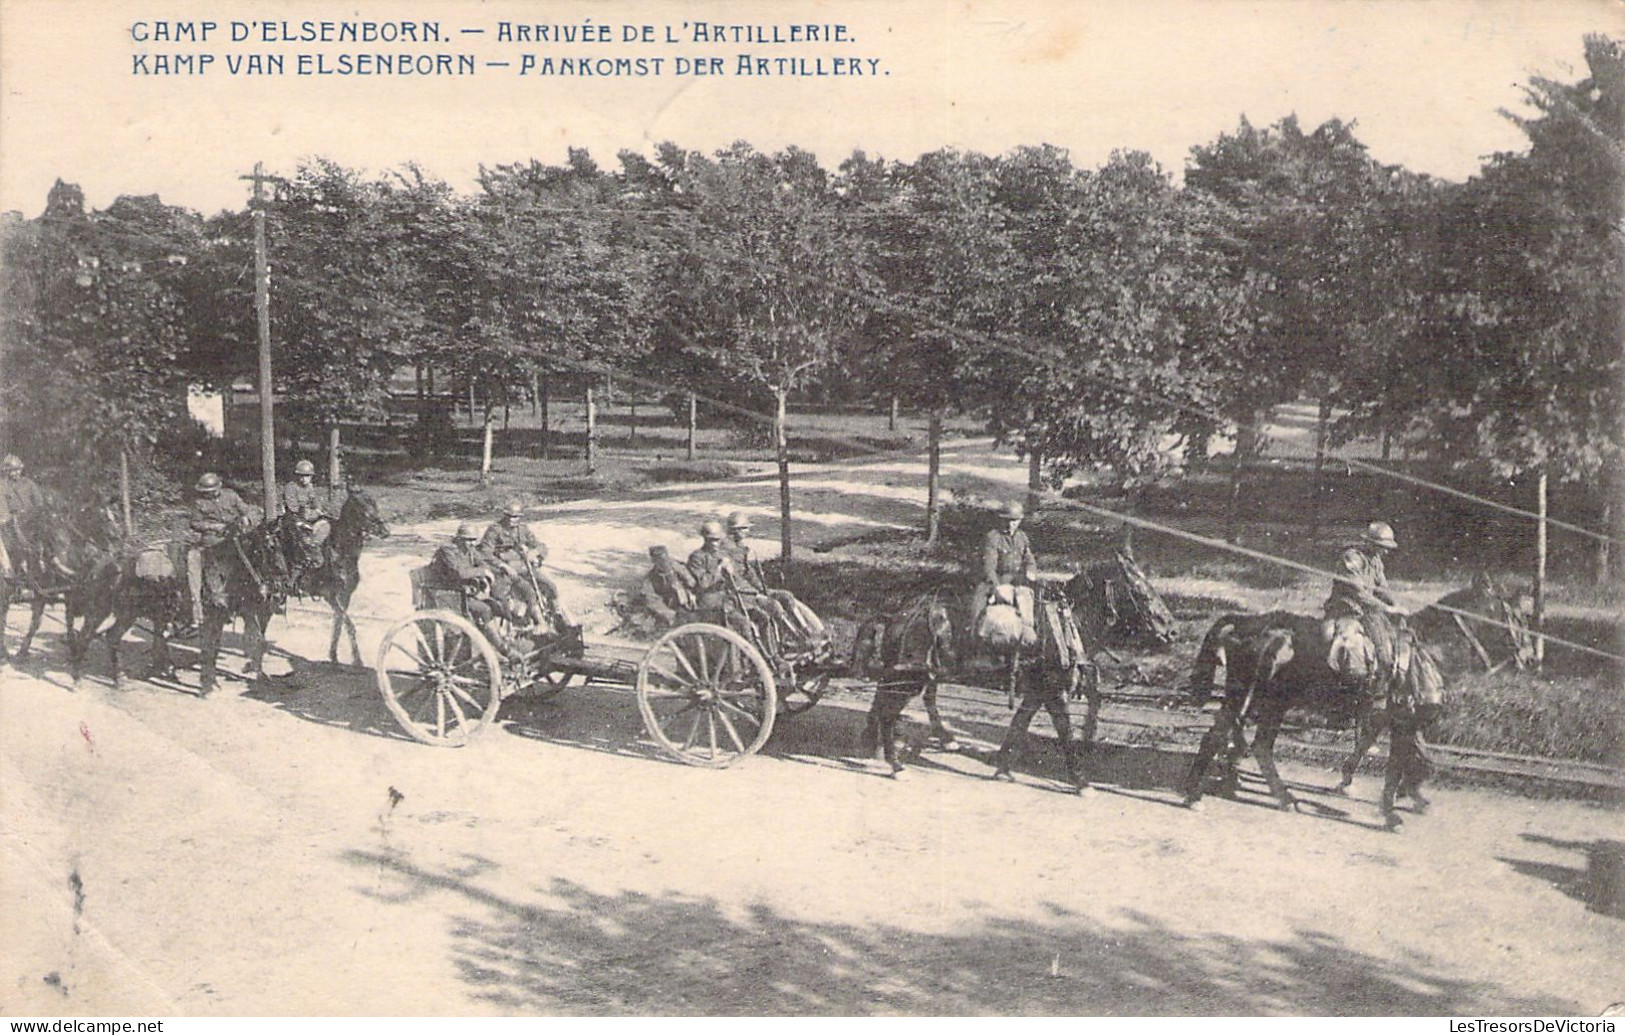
[1,497,124,663]
[1334,575,1534,792]
[856,585,1102,786]
[269,488,390,666]
[853,592,960,776]
[71,519,289,695]
[1180,578,1532,826]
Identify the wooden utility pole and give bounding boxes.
[240,162,277,514]
[686,392,697,461]
[1535,468,1548,668]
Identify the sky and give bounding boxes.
[0,0,1619,216]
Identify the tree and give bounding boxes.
[654,143,875,559]
[0,183,201,509]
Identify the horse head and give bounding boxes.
[1418,574,1537,673]
[341,488,390,540]
[924,590,958,671]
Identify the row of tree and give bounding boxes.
[1,35,1619,559]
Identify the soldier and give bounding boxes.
[1323,520,1405,678]
[722,512,826,650]
[1,455,47,582]
[429,523,519,658]
[281,459,332,579]
[480,500,574,633]
[641,544,697,625]
[186,472,253,627]
[687,520,753,640]
[971,500,1038,636]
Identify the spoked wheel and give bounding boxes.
[374,610,502,746]
[637,623,776,768]
[778,666,830,716]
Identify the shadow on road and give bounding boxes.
[338,849,1566,1015]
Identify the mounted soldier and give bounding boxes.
[971,499,1038,644]
[1323,520,1405,684]
[186,472,253,628]
[1,455,48,583]
[281,459,334,588]
[480,500,574,635]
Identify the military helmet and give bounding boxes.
[293,459,316,477]
[699,519,725,541]
[1361,521,1398,551]
[454,522,477,541]
[195,472,222,493]
[1002,499,1025,520]
[726,511,753,531]
[503,500,524,518]
[1,454,23,472]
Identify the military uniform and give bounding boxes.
[643,556,697,620]
[687,543,753,638]
[185,487,252,617]
[1323,545,1397,683]
[480,519,555,627]
[1,474,47,581]
[430,538,520,643]
[971,526,1037,642]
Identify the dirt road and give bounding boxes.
[3,442,1620,1015]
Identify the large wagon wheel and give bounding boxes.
[375,610,503,746]
[636,623,776,768]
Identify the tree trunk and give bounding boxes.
[414,364,426,456]
[118,447,133,534]
[686,392,697,461]
[327,424,341,495]
[540,371,550,459]
[1228,409,1265,543]
[480,400,496,487]
[629,398,638,446]
[776,388,792,561]
[926,409,943,545]
[1380,427,1392,462]
[888,394,899,432]
[530,369,540,418]
[1599,494,1613,587]
[1311,397,1332,539]
[1534,468,1548,668]
[1027,448,1043,516]
[468,378,477,428]
[584,385,597,471]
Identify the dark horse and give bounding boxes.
[71,519,289,695]
[268,489,390,666]
[856,586,1102,786]
[1334,575,1534,792]
[1,497,124,663]
[1180,578,1533,826]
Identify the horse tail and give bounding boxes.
[1188,613,1247,703]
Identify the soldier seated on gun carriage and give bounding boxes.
[480,500,577,637]
[424,523,527,660]
[718,512,829,657]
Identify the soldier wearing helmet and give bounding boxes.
[721,512,826,651]
[281,459,333,582]
[429,522,519,656]
[970,500,1038,637]
[480,500,573,634]
[0,455,45,581]
[185,472,253,626]
[687,519,753,639]
[1322,520,1405,681]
